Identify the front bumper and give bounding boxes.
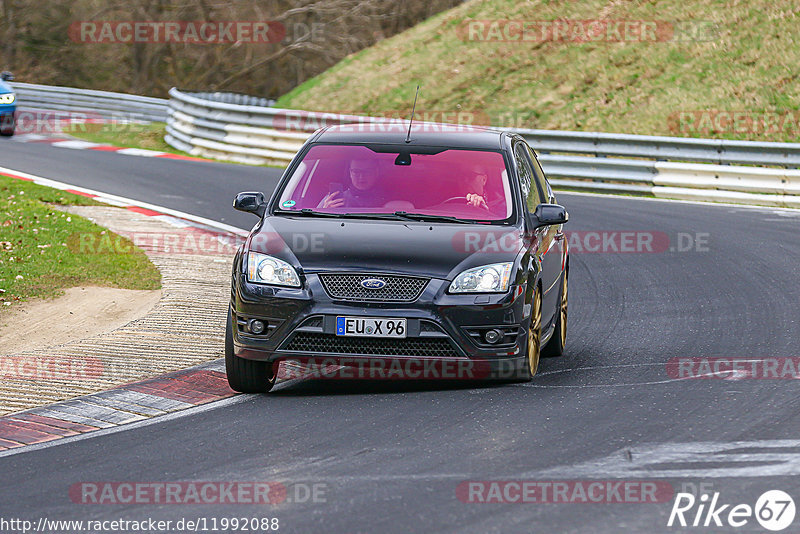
[231,271,532,379]
[0,106,15,122]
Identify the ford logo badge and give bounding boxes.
[361,278,386,290]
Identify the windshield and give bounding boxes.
[275,144,513,222]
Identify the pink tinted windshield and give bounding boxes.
[277,144,512,221]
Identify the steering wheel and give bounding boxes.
[437,196,492,212]
[440,196,470,204]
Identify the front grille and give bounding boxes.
[283,332,461,358]
[299,316,324,329]
[319,274,428,302]
[420,320,445,333]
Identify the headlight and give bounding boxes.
[0,93,15,105]
[247,252,301,287]
[449,262,513,293]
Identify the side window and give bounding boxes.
[525,144,550,203]
[514,144,540,212]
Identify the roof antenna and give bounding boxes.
[405,85,420,144]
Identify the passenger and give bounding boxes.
[318,159,387,209]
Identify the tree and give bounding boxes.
[0,0,464,98]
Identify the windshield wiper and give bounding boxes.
[275,209,414,221]
[343,212,417,221]
[392,211,477,224]
[347,212,482,224]
[275,209,345,218]
[275,209,478,224]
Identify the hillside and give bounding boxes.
[277,0,800,141]
[0,0,461,98]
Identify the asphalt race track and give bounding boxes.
[0,139,281,230]
[3,138,800,533]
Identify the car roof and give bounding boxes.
[313,123,508,150]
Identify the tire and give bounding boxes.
[542,269,568,358]
[225,309,275,393]
[0,118,13,136]
[521,287,542,380]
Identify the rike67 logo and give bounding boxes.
[668,490,796,531]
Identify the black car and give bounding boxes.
[227,124,569,392]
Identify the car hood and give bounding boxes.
[247,216,523,279]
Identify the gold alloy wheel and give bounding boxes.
[559,274,568,347]
[527,290,542,376]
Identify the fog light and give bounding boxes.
[484,329,502,344]
[248,319,266,335]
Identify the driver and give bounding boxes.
[318,159,387,209]
[462,165,502,210]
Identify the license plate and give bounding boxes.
[336,316,407,338]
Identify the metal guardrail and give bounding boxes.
[6,82,798,207]
[522,131,800,167]
[651,162,800,207]
[189,92,275,107]
[164,87,800,207]
[9,82,168,122]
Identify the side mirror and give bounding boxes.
[233,191,267,218]
[0,72,14,82]
[531,203,568,228]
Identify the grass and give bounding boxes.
[276,0,800,143]
[66,122,193,156]
[67,121,284,168]
[0,174,161,312]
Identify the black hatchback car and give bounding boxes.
[227,124,569,392]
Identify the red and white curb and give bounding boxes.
[0,360,234,452]
[0,166,260,453]
[10,133,212,163]
[0,166,248,237]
